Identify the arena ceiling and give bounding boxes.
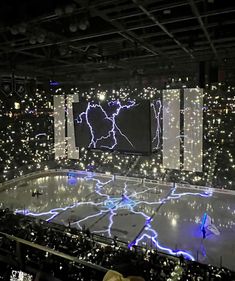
[0,0,235,86]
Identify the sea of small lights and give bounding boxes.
[0,82,234,190]
[0,82,234,280]
[10,271,33,281]
[0,87,54,182]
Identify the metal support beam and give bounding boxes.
[73,0,165,58]
[112,0,202,21]
[132,0,194,59]
[188,0,218,60]
[0,8,232,56]
[17,51,74,66]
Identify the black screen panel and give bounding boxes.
[73,100,151,154]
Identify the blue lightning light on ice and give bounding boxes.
[15,174,212,261]
[128,183,212,261]
[15,201,104,222]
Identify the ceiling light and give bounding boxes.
[10,26,18,35]
[37,33,45,44]
[29,36,37,45]
[59,46,68,56]
[55,7,63,16]
[78,17,89,31]
[69,23,77,33]
[19,23,27,34]
[65,4,76,14]
[163,9,171,15]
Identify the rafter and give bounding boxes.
[73,0,165,59]
[188,0,218,60]
[132,0,194,59]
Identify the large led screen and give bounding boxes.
[67,94,79,159]
[183,88,203,172]
[73,100,151,154]
[162,89,181,170]
[54,95,66,159]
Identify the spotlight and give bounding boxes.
[78,17,89,31]
[19,23,27,34]
[59,45,68,56]
[37,33,45,43]
[29,36,37,45]
[10,26,18,35]
[69,23,77,33]
[55,7,63,16]
[163,9,171,15]
[65,4,76,14]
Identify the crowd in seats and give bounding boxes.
[70,149,138,176]
[0,85,234,190]
[0,209,234,281]
[213,146,235,189]
[58,151,212,188]
[0,82,234,281]
[0,86,53,183]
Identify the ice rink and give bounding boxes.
[0,171,235,271]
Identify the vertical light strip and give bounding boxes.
[162,89,181,170]
[67,94,79,159]
[54,95,66,159]
[184,88,203,172]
